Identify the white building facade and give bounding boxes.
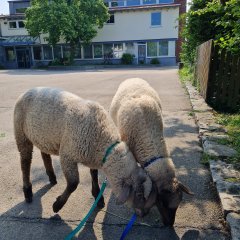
[0,0,186,68]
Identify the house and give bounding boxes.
[0,0,186,69]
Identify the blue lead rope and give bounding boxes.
[64,178,107,240]
[120,213,137,240]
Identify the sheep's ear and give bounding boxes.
[116,184,131,205]
[179,182,194,195]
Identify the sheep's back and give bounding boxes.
[14,88,87,155]
[110,78,161,122]
[111,79,168,165]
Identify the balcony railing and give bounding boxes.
[105,0,174,8]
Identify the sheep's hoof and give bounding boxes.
[23,186,33,203]
[53,196,64,213]
[97,197,105,209]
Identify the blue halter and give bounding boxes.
[143,155,164,169]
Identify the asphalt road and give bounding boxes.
[0,67,230,240]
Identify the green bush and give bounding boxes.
[49,58,70,66]
[150,58,160,64]
[121,53,134,65]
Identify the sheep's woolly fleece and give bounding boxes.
[110,78,176,190]
[14,87,152,200]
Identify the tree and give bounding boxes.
[180,0,223,65]
[181,0,240,65]
[198,0,240,54]
[25,0,109,62]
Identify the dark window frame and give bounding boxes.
[107,14,115,24]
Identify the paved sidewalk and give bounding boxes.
[0,68,230,239]
[186,83,240,240]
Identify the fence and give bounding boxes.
[195,39,240,112]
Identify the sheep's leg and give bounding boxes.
[90,169,105,209]
[41,152,57,185]
[53,158,79,213]
[18,138,33,203]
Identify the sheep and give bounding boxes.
[14,87,153,213]
[110,78,193,226]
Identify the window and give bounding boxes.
[74,46,81,59]
[103,44,113,57]
[9,21,17,29]
[107,14,115,24]
[151,12,161,26]
[33,46,42,60]
[53,46,62,59]
[125,42,135,54]
[5,47,15,61]
[159,0,174,3]
[18,21,25,28]
[83,45,93,59]
[104,2,109,7]
[159,41,168,56]
[43,46,53,60]
[111,1,125,7]
[126,0,140,6]
[94,44,103,58]
[147,41,169,57]
[147,42,157,57]
[113,43,123,58]
[16,8,27,14]
[63,45,71,59]
[9,21,25,29]
[143,0,156,4]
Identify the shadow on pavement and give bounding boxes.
[0,184,76,240]
[181,229,200,239]
[76,207,101,240]
[100,193,181,240]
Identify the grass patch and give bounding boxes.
[216,113,240,166]
[224,177,240,183]
[188,109,202,117]
[215,137,232,146]
[179,66,194,84]
[188,111,194,117]
[201,153,211,166]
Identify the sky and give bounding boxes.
[0,0,191,15]
[0,0,9,14]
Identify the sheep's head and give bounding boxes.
[115,167,154,211]
[156,178,194,226]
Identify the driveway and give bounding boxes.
[0,67,230,240]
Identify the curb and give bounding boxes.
[47,65,178,71]
[184,82,240,240]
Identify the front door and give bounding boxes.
[16,48,31,68]
[138,44,146,64]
